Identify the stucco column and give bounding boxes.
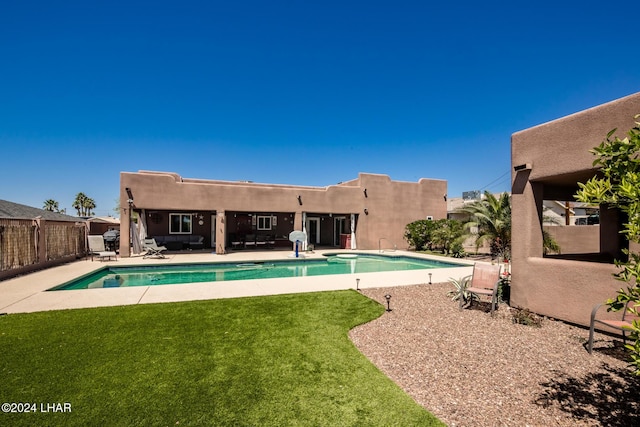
[120,203,131,257]
[293,211,303,250]
[216,211,226,255]
[293,211,303,231]
[511,180,543,308]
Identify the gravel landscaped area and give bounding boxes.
[350,283,640,427]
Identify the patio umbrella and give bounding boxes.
[302,212,308,251]
[138,209,148,243]
[350,213,357,249]
[131,221,142,255]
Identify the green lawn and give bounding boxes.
[0,290,444,426]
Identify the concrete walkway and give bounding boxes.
[0,250,474,314]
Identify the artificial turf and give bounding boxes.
[0,290,444,426]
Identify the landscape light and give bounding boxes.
[384,294,392,312]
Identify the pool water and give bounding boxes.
[50,254,464,290]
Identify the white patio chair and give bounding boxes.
[143,238,167,259]
[88,235,117,261]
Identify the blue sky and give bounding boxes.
[1,1,639,216]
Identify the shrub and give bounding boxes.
[404,219,437,250]
[511,307,543,327]
[575,115,640,374]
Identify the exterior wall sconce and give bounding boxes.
[364,208,368,215]
[297,195,303,205]
[125,187,134,206]
[363,188,368,198]
[514,163,532,172]
[384,294,392,312]
[428,272,432,284]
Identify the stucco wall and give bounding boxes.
[543,225,600,255]
[511,92,640,327]
[512,93,640,182]
[120,171,447,256]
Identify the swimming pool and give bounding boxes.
[50,253,465,290]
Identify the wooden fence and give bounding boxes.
[0,218,87,281]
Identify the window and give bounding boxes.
[170,214,192,234]
[257,215,272,230]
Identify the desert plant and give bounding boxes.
[543,230,561,255]
[541,211,562,255]
[447,276,477,303]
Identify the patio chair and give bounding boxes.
[459,263,502,316]
[588,300,639,354]
[143,238,167,259]
[88,235,117,261]
[244,234,256,249]
[256,234,267,248]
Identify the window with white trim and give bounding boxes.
[170,213,192,234]
[257,215,272,230]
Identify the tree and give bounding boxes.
[575,115,640,374]
[456,191,511,260]
[72,192,96,217]
[404,218,465,256]
[404,219,438,251]
[43,199,60,212]
[430,219,465,256]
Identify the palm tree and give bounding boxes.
[456,191,511,260]
[84,197,96,216]
[72,192,97,217]
[43,199,60,212]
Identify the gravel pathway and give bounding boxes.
[350,283,639,427]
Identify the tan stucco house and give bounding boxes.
[119,171,447,257]
[511,91,640,327]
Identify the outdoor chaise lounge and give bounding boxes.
[88,235,117,261]
[588,300,639,354]
[459,263,502,316]
[143,238,167,259]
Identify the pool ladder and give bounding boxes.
[378,238,397,253]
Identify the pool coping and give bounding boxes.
[0,250,475,314]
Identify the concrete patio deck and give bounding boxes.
[0,250,474,314]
